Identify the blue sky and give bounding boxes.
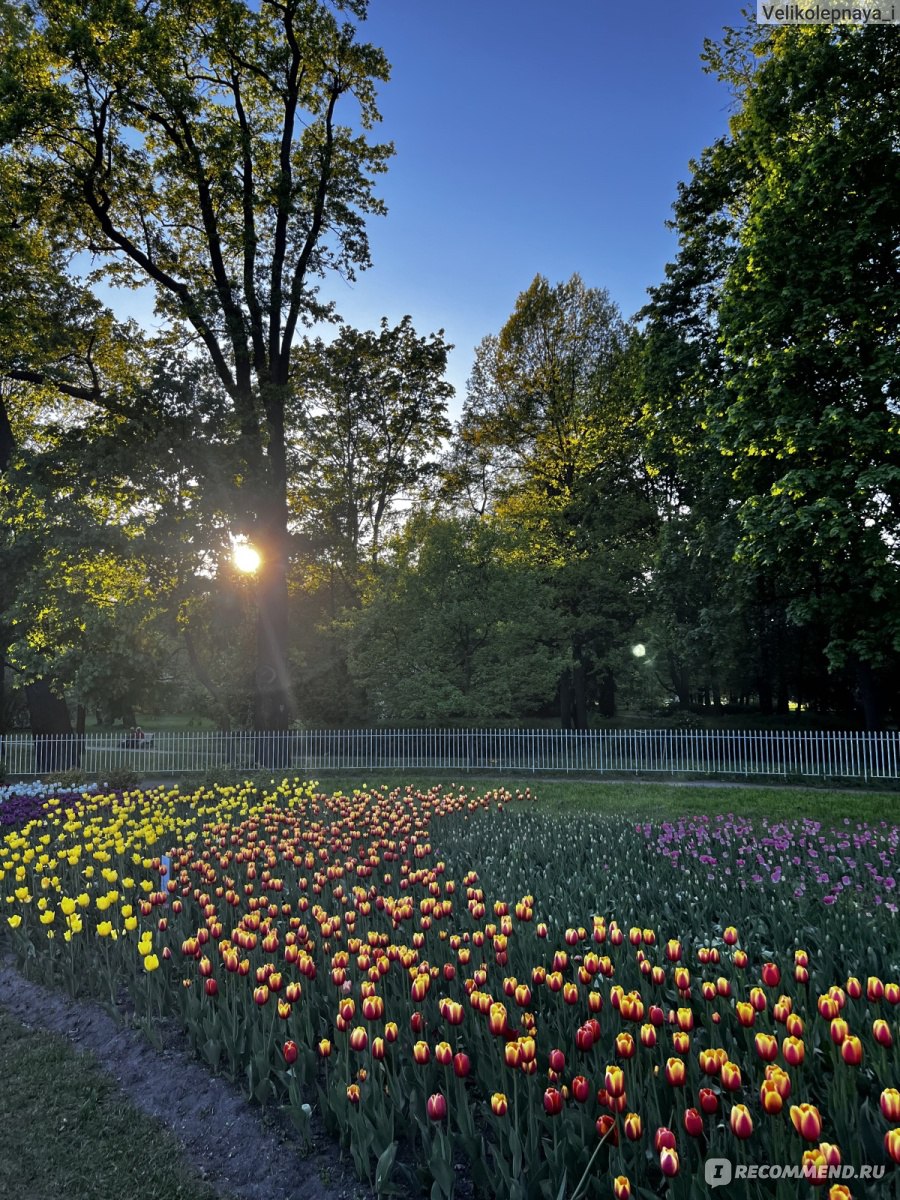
[98,0,751,413]
[316,0,750,408]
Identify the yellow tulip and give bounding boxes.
[144,954,160,972]
[6,915,22,929]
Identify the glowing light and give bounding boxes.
[632,644,646,658]
[233,543,261,574]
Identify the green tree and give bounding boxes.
[0,0,392,729]
[347,514,563,721]
[641,23,900,725]
[451,275,657,725]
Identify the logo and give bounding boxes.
[705,1159,733,1188]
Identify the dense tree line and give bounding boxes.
[1,9,897,733]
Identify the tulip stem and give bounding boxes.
[570,1124,611,1200]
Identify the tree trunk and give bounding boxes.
[856,659,882,731]
[26,681,79,773]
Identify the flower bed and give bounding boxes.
[1,781,898,1199]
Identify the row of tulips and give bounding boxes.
[1,780,898,1198]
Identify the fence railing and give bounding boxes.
[1,728,899,782]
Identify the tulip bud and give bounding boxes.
[759,1079,784,1114]
[730,1103,753,1139]
[699,1088,719,1114]
[683,1107,703,1138]
[885,1128,900,1164]
[654,1126,676,1152]
[790,1103,823,1141]
[736,1002,755,1028]
[624,1112,642,1140]
[721,1061,743,1091]
[549,1048,565,1073]
[880,1088,900,1121]
[426,1093,447,1121]
[595,1113,619,1144]
[283,1040,299,1065]
[543,1087,563,1116]
[613,1176,631,1200]
[665,1057,686,1087]
[839,1035,862,1066]
[659,1147,679,1177]
[605,1065,625,1098]
[761,962,780,988]
[491,1092,508,1116]
[783,1036,805,1066]
[873,1019,893,1048]
[754,1033,778,1062]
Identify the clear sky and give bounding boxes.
[315,0,750,410]
[95,0,751,414]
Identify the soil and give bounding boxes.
[0,956,371,1200]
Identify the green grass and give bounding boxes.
[0,1009,219,1200]
[306,772,900,823]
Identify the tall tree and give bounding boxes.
[291,316,453,578]
[452,275,657,725]
[0,0,392,729]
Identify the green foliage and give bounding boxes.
[447,274,658,723]
[348,514,565,721]
[640,20,900,723]
[102,767,140,792]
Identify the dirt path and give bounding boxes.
[0,959,369,1200]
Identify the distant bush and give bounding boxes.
[103,767,140,792]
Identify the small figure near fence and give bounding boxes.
[121,726,154,749]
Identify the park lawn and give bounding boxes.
[311,772,899,823]
[0,1009,220,1200]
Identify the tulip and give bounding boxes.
[885,1128,900,1164]
[572,1075,591,1103]
[665,1057,686,1087]
[204,977,218,997]
[723,926,738,945]
[750,986,767,1012]
[413,1040,430,1064]
[736,1002,755,1028]
[818,994,839,1021]
[283,1040,299,1066]
[765,1064,792,1098]
[829,1018,848,1045]
[760,962,780,988]
[846,976,862,999]
[720,1061,742,1091]
[613,1176,631,1200]
[371,1037,385,1061]
[624,1112,642,1140]
[754,1033,778,1062]
[595,1113,619,1144]
[880,1088,900,1121]
[730,1103,753,1139]
[453,1052,471,1078]
[543,1088,563,1116]
[654,1126,676,1152]
[841,1036,862,1066]
[318,1038,332,1058]
[488,1002,508,1036]
[491,1092,508,1116]
[683,1107,704,1137]
[867,976,884,1002]
[827,1187,851,1200]
[616,1033,635,1059]
[347,1083,360,1105]
[549,1048,565,1073]
[783,1036,805,1066]
[886,982,900,1005]
[350,1026,368,1052]
[604,1065,625,1098]
[659,1147,679,1177]
[759,1079,783,1114]
[699,1088,719,1115]
[791,1103,823,1141]
[873,1019,893,1048]
[426,1093,447,1121]
[384,1021,399,1043]
[733,950,748,968]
